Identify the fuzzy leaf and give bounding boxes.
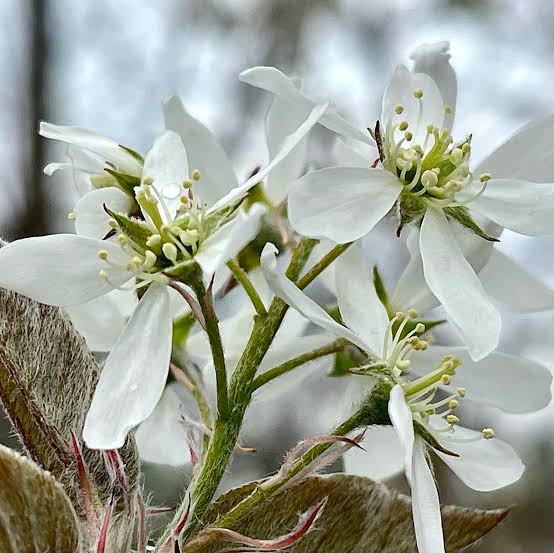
[189,474,509,553]
[0,444,80,553]
[443,206,499,242]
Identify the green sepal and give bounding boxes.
[104,168,141,197]
[397,190,427,233]
[119,144,144,163]
[200,200,241,237]
[373,266,391,314]
[162,258,201,284]
[347,362,388,377]
[172,312,197,347]
[414,421,460,457]
[443,206,499,242]
[106,209,153,250]
[329,350,359,377]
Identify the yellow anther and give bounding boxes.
[146,234,162,248]
[457,387,466,397]
[448,399,459,410]
[441,374,452,385]
[394,105,404,114]
[399,121,409,131]
[192,169,201,181]
[180,195,189,204]
[414,145,424,156]
[179,229,199,246]
[143,176,154,185]
[131,256,142,266]
[480,172,493,183]
[162,242,178,262]
[415,323,426,334]
[143,250,157,270]
[446,414,459,425]
[482,428,495,439]
[418,340,428,351]
[97,249,108,260]
[67,211,76,221]
[462,143,471,154]
[182,179,193,189]
[421,169,439,188]
[396,359,411,370]
[443,104,453,114]
[108,218,118,228]
[98,269,108,279]
[404,131,413,141]
[413,89,424,99]
[451,148,464,163]
[426,124,435,134]
[118,234,127,245]
[395,311,405,322]
[408,308,418,318]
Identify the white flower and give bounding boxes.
[264,41,554,360]
[261,242,536,553]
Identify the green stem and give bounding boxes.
[296,242,353,290]
[227,259,267,316]
[193,280,229,421]
[250,338,347,392]
[205,379,393,533]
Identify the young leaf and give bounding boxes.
[0,444,80,553]
[189,474,509,553]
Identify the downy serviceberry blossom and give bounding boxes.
[244,42,554,361]
[261,243,530,553]
[0,98,327,449]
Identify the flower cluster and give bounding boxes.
[0,40,552,553]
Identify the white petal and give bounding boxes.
[410,41,457,131]
[0,235,131,306]
[143,130,189,220]
[382,65,444,146]
[65,290,136,352]
[83,284,172,449]
[420,209,501,360]
[332,138,372,168]
[391,253,439,313]
[476,113,554,182]
[343,425,404,481]
[39,122,142,176]
[410,346,552,413]
[74,187,133,238]
[288,167,402,243]
[388,385,415,484]
[264,87,310,204]
[195,203,265,280]
[335,245,390,356]
[412,437,445,553]
[260,243,370,351]
[135,383,193,466]
[434,422,525,492]
[163,96,238,206]
[480,249,554,312]
[466,178,554,236]
[319,106,373,145]
[208,102,327,213]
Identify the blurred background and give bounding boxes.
[0,1,553,551]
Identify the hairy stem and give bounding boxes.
[227,259,267,316]
[250,338,348,391]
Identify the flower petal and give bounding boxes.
[83,284,172,449]
[74,187,134,238]
[65,290,136,352]
[163,96,238,207]
[288,167,402,243]
[467,178,554,236]
[135,383,193,466]
[195,203,265,280]
[143,130,188,220]
[479,249,554,312]
[412,437,445,553]
[264,82,310,204]
[420,209,501,360]
[343,425,405,481]
[410,346,552,413]
[475,112,554,182]
[335,244,390,356]
[39,122,142,176]
[332,138,372,168]
[434,422,525,492]
[240,66,371,144]
[382,65,444,146]
[0,235,131,306]
[388,384,415,484]
[410,41,457,131]
[208,102,327,213]
[260,243,370,352]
